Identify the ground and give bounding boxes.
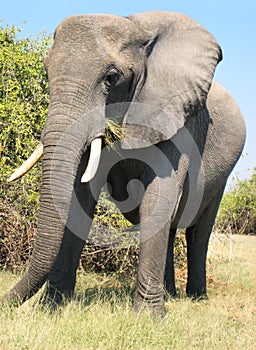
[0,233,255,349]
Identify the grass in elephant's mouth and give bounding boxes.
[104,119,133,148]
[104,119,124,147]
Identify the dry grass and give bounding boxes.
[0,233,255,349]
[104,119,124,146]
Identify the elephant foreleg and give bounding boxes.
[134,222,171,317]
[42,228,86,305]
[134,175,178,316]
[41,181,100,306]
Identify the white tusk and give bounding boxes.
[81,138,102,183]
[8,143,43,183]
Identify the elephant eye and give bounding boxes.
[104,69,121,89]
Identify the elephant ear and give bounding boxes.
[122,11,222,149]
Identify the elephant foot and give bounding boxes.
[38,282,73,310]
[187,292,209,301]
[189,293,208,301]
[133,291,167,319]
[164,292,178,302]
[186,288,208,301]
[164,285,177,300]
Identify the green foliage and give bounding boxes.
[0,23,50,271]
[216,169,256,235]
[0,198,35,271]
[0,24,51,218]
[94,191,133,230]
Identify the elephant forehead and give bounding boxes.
[54,14,143,48]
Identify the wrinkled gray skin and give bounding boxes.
[3,11,245,316]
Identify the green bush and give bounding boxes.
[0,24,50,219]
[0,23,50,271]
[0,198,36,271]
[216,169,256,235]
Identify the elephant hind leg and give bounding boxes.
[185,187,225,298]
[164,229,177,297]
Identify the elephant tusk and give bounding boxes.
[7,143,43,182]
[81,138,102,183]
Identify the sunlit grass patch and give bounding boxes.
[0,234,255,350]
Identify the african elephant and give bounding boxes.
[3,11,245,316]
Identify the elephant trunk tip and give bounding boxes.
[2,271,47,307]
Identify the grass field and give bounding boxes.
[0,233,255,350]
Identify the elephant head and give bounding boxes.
[4,11,222,304]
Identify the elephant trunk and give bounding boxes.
[4,103,104,304]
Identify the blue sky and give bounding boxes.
[1,0,255,184]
